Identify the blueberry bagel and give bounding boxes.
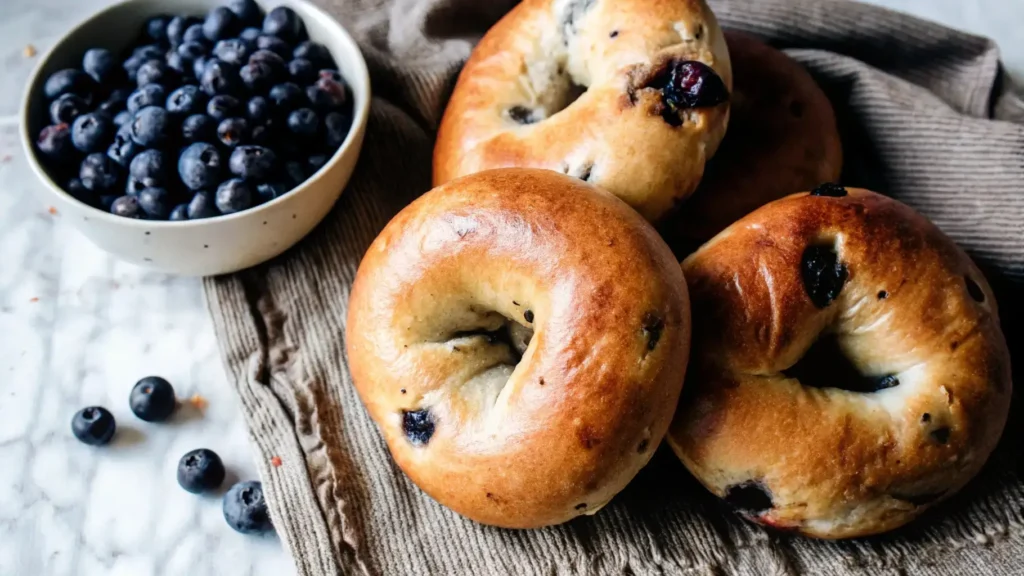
[668,185,1011,538]
[347,169,690,528]
[433,0,731,222]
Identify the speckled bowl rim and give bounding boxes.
[18,0,371,229]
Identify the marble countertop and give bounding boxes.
[1,1,1020,575]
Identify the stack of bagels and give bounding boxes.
[347,0,1011,539]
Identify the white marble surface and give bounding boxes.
[0,1,1020,575]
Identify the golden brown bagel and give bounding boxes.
[668,185,1011,539]
[433,0,732,222]
[661,31,842,254]
[347,168,691,528]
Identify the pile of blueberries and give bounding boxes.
[72,376,273,534]
[35,0,352,220]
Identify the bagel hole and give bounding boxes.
[964,275,985,303]
[451,318,534,363]
[783,334,900,393]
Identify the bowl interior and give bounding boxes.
[23,0,371,223]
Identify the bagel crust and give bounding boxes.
[347,169,691,528]
[433,0,732,222]
[668,187,1011,539]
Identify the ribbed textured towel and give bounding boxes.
[204,0,1024,573]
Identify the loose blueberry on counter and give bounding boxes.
[213,38,250,66]
[182,24,207,45]
[199,59,241,96]
[203,7,239,42]
[167,16,200,47]
[256,182,287,203]
[110,195,143,218]
[168,203,189,221]
[71,407,116,446]
[187,190,220,219]
[44,69,95,102]
[136,59,175,88]
[145,15,172,45]
[246,96,270,123]
[324,112,351,149]
[128,106,170,147]
[139,187,172,219]
[37,124,73,159]
[287,108,319,136]
[107,128,139,167]
[263,6,304,43]
[207,94,241,121]
[267,82,304,112]
[127,84,167,114]
[70,113,113,153]
[82,48,118,84]
[217,117,249,147]
[293,41,331,68]
[307,77,347,110]
[215,178,253,213]
[287,58,316,84]
[181,113,217,143]
[179,142,222,190]
[254,35,291,59]
[228,145,277,180]
[229,0,263,26]
[79,152,121,192]
[129,149,168,188]
[177,448,226,493]
[239,61,276,92]
[223,481,273,534]
[50,94,87,125]
[125,177,147,197]
[166,85,206,116]
[129,376,176,422]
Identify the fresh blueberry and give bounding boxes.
[228,145,276,180]
[113,110,132,127]
[177,448,226,493]
[217,117,249,148]
[165,51,191,76]
[249,123,273,145]
[239,61,276,93]
[292,41,332,68]
[307,153,328,174]
[192,55,210,82]
[36,124,73,159]
[50,94,88,124]
[136,59,174,87]
[122,55,147,79]
[207,94,241,121]
[181,113,216,142]
[138,187,172,219]
[167,85,206,116]
[203,7,238,42]
[128,106,170,147]
[178,143,222,190]
[134,43,166,62]
[167,16,200,47]
[661,60,729,110]
[323,111,350,149]
[246,96,270,123]
[287,108,319,136]
[199,59,240,96]
[268,82,304,112]
[256,182,288,203]
[71,407,116,446]
[129,149,168,187]
[106,127,139,167]
[182,23,207,45]
[145,15,171,44]
[287,58,316,84]
[82,48,118,84]
[249,47,287,70]
[254,35,291,59]
[215,178,253,213]
[97,88,132,116]
[44,69,95,102]
[187,190,219,219]
[213,38,250,66]
[66,177,97,206]
[283,160,305,185]
[125,177,147,197]
[110,195,143,218]
[127,84,167,114]
[168,203,189,221]
[239,27,261,44]
[223,481,272,534]
[177,41,208,61]
[80,152,121,191]
[263,6,304,43]
[229,0,263,26]
[71,113,114,153]
[129,376,176,421]
[306,77,347,111]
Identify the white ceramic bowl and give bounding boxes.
[20,0,370,276]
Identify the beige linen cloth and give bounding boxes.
[204,0,1024,573]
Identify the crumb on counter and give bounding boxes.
[271,456,282,467]
[189,394,208,410]
[24,44,36,58]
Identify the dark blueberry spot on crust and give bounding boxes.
[577,164,593,181]
[539,378,545,386]
[650,60,728,121]
[950,340,959,351]
[892,491,946,506]
[524,310,534,323]
[965,275,985,302]
[810,182,848,197]
[801,244,847,308]
[921,413,931,423]
[402,409,435,446]
[641,312,664,352]
[400,388,406,394]
[637,438,649,453]
[878,290,888,299]
[512,300,520,306]
[931,427,951,444]
[874,374,900,390]
[575,503,587,510]
[724,482,773,514]
[609,30,619,38]
[507,105,537,124]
